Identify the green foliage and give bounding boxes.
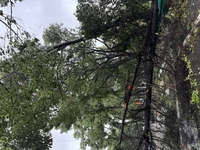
[41,20,144,149]
[183,56,199,105]
[0,8,148,150]
[0,0,23,7]
[191,90,199,105]
[0,38,62,149]
[76,0,150,40]
[0,20,133,149]
[42,23,79,45]
[2,0,196,149]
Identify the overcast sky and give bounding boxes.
[1,0,88,150]
[13,0,80,40]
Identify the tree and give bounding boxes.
[0,0,163,149]
[1,0,200,149]
[0,39,59,149]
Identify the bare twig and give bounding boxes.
[118,53,142,145]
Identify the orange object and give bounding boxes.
[135,101,142,105]
[127,85,136,91]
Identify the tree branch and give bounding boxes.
[118,53,142,145]
[47,37,85,54]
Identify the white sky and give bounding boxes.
[0,0,89,150]
[13,0,80,40]
[51,129,81,150]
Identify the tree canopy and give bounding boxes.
[0,0,200,150]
